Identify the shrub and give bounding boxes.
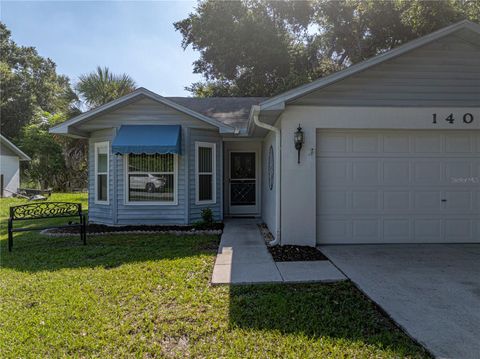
[201,208,213,224]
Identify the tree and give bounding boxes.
[19,111,87,191]
[0,22,77,139]
[175,0,479,97]
[76,66,136,108]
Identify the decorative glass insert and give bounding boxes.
[268,145,274,190]
[127,154,175,203]
[230,152,256,206]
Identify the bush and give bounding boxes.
[201,208,213,224]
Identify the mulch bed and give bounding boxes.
[48,222,224,234]
[268,245,328,262]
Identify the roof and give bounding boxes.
[50,87,238,137]
[258,20,480,111]
[0,134,30,161]
[167,97,267,132]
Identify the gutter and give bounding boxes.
[252,105,281,246]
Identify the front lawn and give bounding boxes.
[0,194,429,358]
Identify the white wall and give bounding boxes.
[0,143,20,197]
[261,129,277,237]
[279,106,480,246]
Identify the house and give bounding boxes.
[51,20,480,246]
[0,134,31,197]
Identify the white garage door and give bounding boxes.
[316,130,480,244]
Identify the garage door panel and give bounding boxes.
[414,219,442,239]
[383,161,410,184]
[317,160,349,185]
[444,191,473,210]
[384,219,410,239]
[413,134,443,153]
[317,130,480,244]
[383,134,410,153]
[414,191,441,210]
[352,134,379,153]
[445,134,474,153]
[384,191,410,210]
[352,191,379,210]
[353,161,379,184]
[413,161,442,184]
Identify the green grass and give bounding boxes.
[0,193,430,358]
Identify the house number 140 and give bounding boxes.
[432,113,474,124]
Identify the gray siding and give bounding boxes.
[87,99,223,225]
[188,129,223,222]
[115,129,187,225]
[88,129,115,224]
[294,34,480,107]
[80,98,217,132]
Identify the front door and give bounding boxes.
[229,152,257,215]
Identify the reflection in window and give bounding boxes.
[127,154,176,203]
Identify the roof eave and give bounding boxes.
[0,135,31,161]
[50,87,236,135]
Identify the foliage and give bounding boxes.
[19,112,87,190]
[201,207,214,224]
[0,22,77,139]
[0,193,428,357]
[175,0,479,97]
[76,66,136,109]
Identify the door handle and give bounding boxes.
[441,199,447,202]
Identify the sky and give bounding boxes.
[1,1,203,96]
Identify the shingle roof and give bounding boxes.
[167,97,267,132]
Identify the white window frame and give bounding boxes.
[94,141,109,205]
[124,154,178,206]
[195,142,216,205]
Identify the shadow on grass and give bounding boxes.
[1,231,220,272]
[229,282,430,357]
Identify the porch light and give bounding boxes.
[294,124,304,164]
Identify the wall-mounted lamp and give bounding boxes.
[294,124,304,164]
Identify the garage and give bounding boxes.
[316,130,480,244]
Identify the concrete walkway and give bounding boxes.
[211,219,345,285]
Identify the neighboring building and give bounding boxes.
[51,20,480,246]
[0,134,31,197]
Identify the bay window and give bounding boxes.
[126,153,177,204]
[195,142,216,204]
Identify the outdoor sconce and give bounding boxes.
[294,124,304,164]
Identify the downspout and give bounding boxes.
[252,106,281,246]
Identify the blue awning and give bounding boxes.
[112,125,181,155]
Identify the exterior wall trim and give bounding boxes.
[94,141,110,205]
[194,141,217,205]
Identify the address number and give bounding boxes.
[432,113,474,124]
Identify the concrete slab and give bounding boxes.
[321,244,480,359]
[212,262,283,284]
[276,261,347,283]
[215,246,271,265]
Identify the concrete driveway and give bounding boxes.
[320,244,480,359]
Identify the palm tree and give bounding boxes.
[76,66,136,108]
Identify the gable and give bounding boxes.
[75,97,218,132]
[292,33,480,107]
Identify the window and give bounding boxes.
[195,142,216,204]
[95,142,109,204]
[126,153,177,204]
